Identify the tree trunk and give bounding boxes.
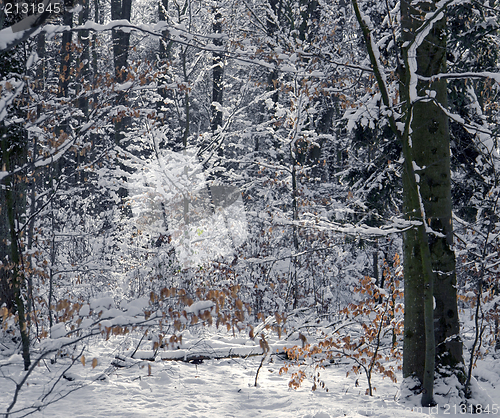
[26,33,46,330]
[211,2,223,134]
[7,184,31,371]
[91,0,100,108]
[0,38,30,370]
[77,0,90,119]
[111,0,132,143]
[111,0,132,205]
[351,0,463,405]
[400,0,463,401]
[1,134,30,371]
[111,0,132,84]
[157,0,171,112]
[58,0,73,99]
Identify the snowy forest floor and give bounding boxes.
[1,329,499,418]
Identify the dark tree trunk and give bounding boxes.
[58,0,73,99]
[111,0,132,143]
[400,0,463,405]
[111,0,132,84]
[91,0,100,107]
[0,127,30,371]
[111,0,132,205]
[77,0,90,119]
[157,0,171,111]
[351,0,463,406]
[0,31,30,369]
[211,4,223,134]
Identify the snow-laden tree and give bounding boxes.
[350,0,499,406]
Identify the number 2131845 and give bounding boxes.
[4,1,61,17]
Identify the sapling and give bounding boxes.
[254,334,270,386]
[281,255,403,395]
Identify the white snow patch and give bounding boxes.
[184,300,214,315]
[50,323,67,339]
[79,304,90,317]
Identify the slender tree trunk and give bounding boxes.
[48,206,56,328]
[26,33,45,330]
[91,0,100,108]
[266,0,279,105]
[291,158,299,308]
[157,0,171,113]
[8,212,31,370]
[1,142,30,371]
[26,137,37,328]
[158,0,169,52]
[0,37,30,370]
[111,0,132,143]
[264,0,280,158]
[267,0,279,96]
[111,0,132,85]
[58,0,73,100]
[181,48,189,148]
[111,0,132,207]
[77,0,90,119]
[211,3,223,134]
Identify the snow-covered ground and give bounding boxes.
[1,330,499,418]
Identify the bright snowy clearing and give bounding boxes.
[1,329,499,418]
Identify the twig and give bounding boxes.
[130,329,149,359]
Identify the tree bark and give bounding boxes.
[351,0,463,405]
[1,132,31,371]
[211,3,223,134]
[7,184,31,371]
[400,0,463,401]
[0,31,30,369]
[111,0,132,143]
[111,0,132,206]
[157,0,171,112]
[77,0,90,119]
[91,0,100,107]
[58,0,73,99]
[111,0,132,85]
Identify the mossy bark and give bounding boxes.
[352,0,464,405]
[400,0,463,399]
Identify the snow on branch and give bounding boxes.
[294,212,420,237]
[422,71,500,85]
[405,0,463,104]
[351,0,400,135]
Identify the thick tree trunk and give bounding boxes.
[400,0,463,397]
[351,0,463,405]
